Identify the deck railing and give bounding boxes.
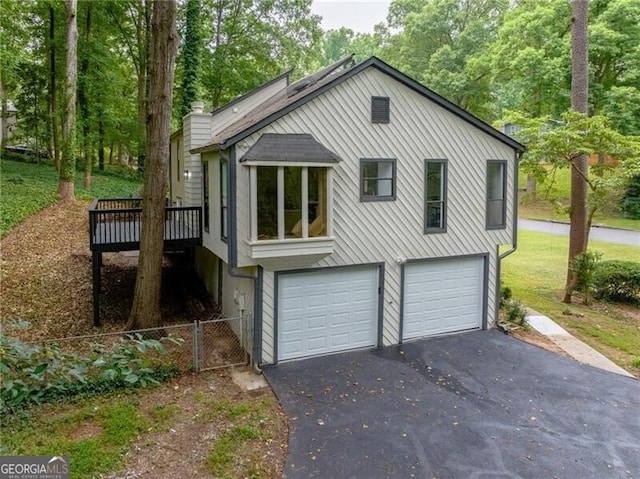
[89,198,202,251]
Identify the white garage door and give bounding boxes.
[278,267,379,361]
[403,257,484,340]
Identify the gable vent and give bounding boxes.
[371,96,390,124]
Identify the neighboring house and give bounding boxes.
[170,56,525,367]
[501,122,521,137]
[1,100,18,144]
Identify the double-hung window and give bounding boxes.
[486,160,507,229]
[360,159,396,201]
[202,161,210,232]
[220,158,228,241]
[424,160,447,233]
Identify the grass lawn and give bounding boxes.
[1,371,287,479]
[518,167,640,231]
[503,230,640,376]
[3,396,152,478]
[0,158,142,237]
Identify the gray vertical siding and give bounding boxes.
[230,67,516,363]
[182,113,213,207]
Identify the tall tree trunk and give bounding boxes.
[57,0,78,202]
[98,116,105,170]
[563,0,589,304]
[49,5,61,171]
[127,0,178,331]
[79,3,92,189]
[526,173,536,201]
[135,0,149,176]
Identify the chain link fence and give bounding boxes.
[28,317,247,374]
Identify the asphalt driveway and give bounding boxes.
[263,330,640,479]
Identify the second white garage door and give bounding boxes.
[278,267,379,361]
[403,256,484,340]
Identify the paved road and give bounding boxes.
[264,331,640,479]
[519,218,639,247]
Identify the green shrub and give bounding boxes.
[0,323,181,415]
[505,300,528,326]
[499,285,528,327]
[571,250,602,304]
[499,284,512,308]
[592,260,640,304]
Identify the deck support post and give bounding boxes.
[92,251,102,326]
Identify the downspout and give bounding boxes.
[496,150,523,321]
[499,150,523,261]
[224,144,262,372]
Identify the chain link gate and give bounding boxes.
[193,316,247,371]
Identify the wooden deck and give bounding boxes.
[89,198,202,252]
[89,198,202,326]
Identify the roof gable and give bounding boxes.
[193,57,525,154]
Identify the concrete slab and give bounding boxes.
[264,331,640,479]
[526,314,570,336]
[231,368,269,391]
[527,310,634,378]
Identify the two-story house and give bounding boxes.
[170,56,525,367]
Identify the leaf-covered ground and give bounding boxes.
[1,200,288,478]
[0,200,204,340]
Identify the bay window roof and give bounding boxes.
[239,133,341,165]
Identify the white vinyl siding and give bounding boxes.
[182,113,213,207]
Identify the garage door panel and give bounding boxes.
[308,294,327,308]
[308,339,327,353]
[331,292,350,307]
[282,318,303,333]
[403,257,483,340]
[278,267,378,361]
[307,315,327,330]
[332,312,349,326]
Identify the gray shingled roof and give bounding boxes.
[192,56,525,154]
[193,56,356,153]
[239,134,341,163]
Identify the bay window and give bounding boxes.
[252,166,330,241]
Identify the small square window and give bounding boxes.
[360,159,396,202]
[371,96,390,123]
